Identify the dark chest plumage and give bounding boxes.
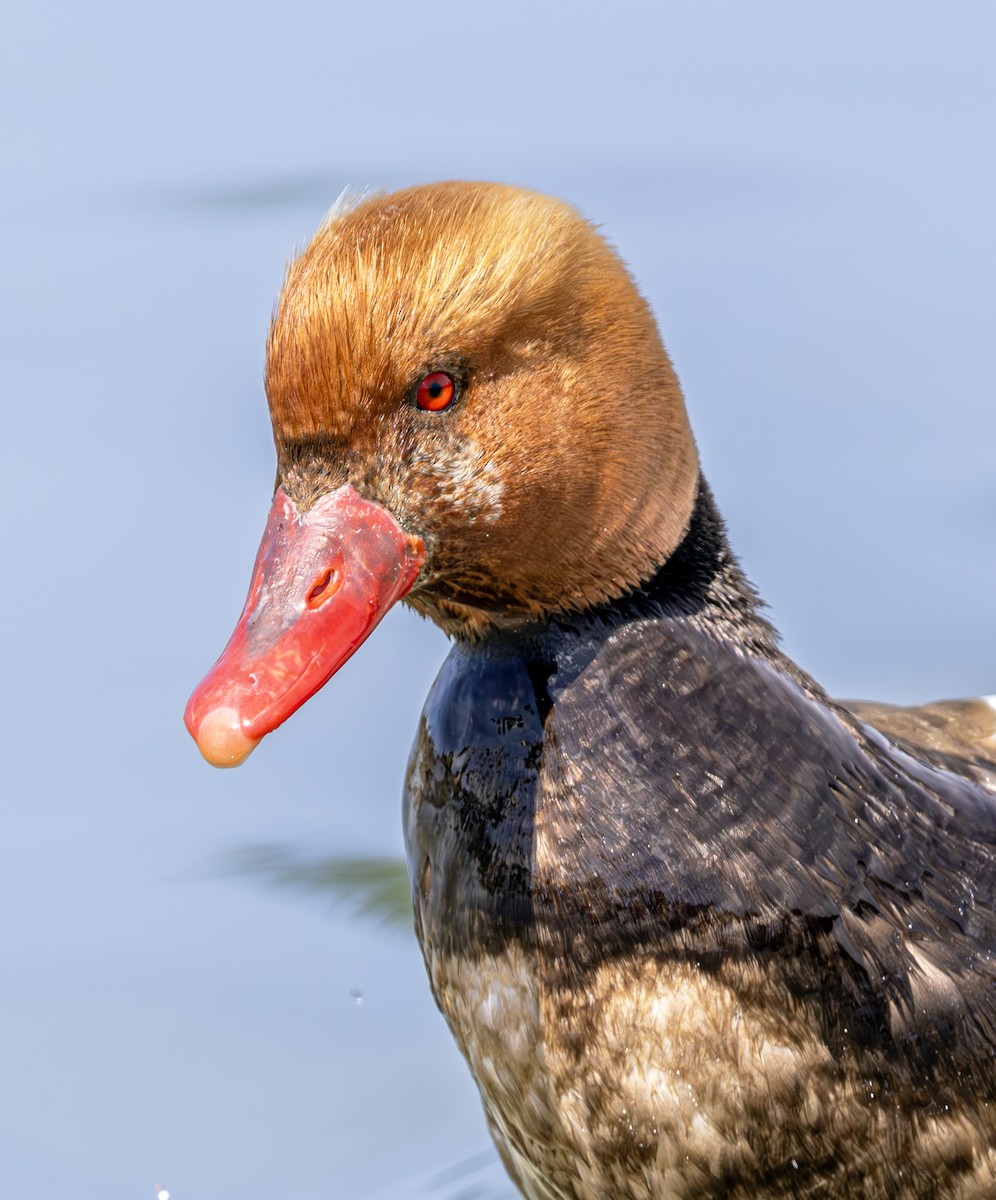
[403,497,996,1199]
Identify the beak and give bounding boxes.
[184,484,425,767]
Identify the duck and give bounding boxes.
[184,181,996,1199]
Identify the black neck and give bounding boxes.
[537,476,779,658]
[478,475,827,705]
[585,479,774,642]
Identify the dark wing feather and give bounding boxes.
[541,617,996,1074]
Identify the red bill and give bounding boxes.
[185,484,425,766]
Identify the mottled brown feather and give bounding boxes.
[844,698,996,790]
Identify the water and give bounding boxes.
[2,3,994,1197]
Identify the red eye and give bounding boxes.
[416,371,457,412]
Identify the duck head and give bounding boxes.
[185,181,699,766]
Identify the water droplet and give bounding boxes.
[791,1160,799,1170]
[349,988,365,1007]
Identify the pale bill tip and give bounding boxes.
[194,706,259,768]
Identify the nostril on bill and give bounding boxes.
[307,568,341,608]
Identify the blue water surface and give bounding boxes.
[2,3,994,1197]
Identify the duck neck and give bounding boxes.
[587,478,778,650]
[468,476,827,711]
[490,476,781,663]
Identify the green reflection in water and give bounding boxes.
[223,845,413,930]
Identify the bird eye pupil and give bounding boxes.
[416,371,457,412]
